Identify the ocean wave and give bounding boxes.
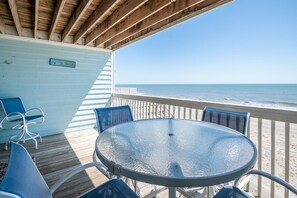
[260,101,297,107]
[209,98,297,110]
[123,85,297,110]
[220,97,232,101]
[218,98,251,104]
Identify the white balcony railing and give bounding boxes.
[112,93,297,198]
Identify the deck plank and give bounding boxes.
[0,129,108,198]
[0,129,167,197]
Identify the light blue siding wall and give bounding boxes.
[0,36,112,143]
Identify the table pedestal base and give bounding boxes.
[169,187,176,198]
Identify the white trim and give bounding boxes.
[111,52,116,93]
[0,34,112,53]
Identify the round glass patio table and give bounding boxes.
[95,119,257,197]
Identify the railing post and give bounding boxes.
[246,121,251,192]
[271,120,275,198]
[284,122,290,198]
[173,106,176,118]
[258,118,262,197]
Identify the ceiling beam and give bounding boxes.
[0,15,5,34]
[74,0,121,44]
[62,0,93,42]
[94,0,173,47]
[85,0,149,45]
[34,0,39,38]
[8,0,22,36]
[111,0,232,50]
[49,0,66,40]
[105,0,204,48]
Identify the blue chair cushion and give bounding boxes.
[202,106,249,135]
[0,143,52,198]
[0,98,26,115]
[80,179,138,198]
[214,186,253,198]
[10,115,44,122]
[94,105,133,133]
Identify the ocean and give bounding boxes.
[116,84,297,110]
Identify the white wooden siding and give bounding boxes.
[0,36,112,143]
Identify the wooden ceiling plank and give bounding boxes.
[8,0,22,36]
[111,0,232,50]
[105,0,204,48]
[74,0,122,44]
[62,0,94,42]
[85,0,149,45]
[49,0,67,40]
[0,15,5,33]
[94,0,173,47]
[34,0,39,38]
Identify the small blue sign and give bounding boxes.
[49,58,76,68]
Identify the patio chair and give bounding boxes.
[94,105,133,133]
[202,106,250,135]
[0,142,139,198]
[179,107,251,197]
[93,105,142,194]
[0,97,44,149]
[214,169,297,198]
[93,105,134,165]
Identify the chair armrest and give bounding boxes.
[25,108,44,116]
[0,112,25,129]
[0,191,22,198]
[235,169,297,195]
[50,162,108,193]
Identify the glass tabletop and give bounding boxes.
[95,119,257,187]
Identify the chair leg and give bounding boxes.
[144,186,168,198]
[27,131,42,149]
[177,187,206,198]
[8,123,42,149]
[131,179,143,197]
[5,142,8,150]
[5,130,26,150]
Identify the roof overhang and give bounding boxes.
[0,0,233,50]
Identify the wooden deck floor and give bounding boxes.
[0,129,109,198]
[0,129,171,198]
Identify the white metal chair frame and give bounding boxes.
[235,169,297,193]
[213,169,297,198]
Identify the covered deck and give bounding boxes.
[0,94,296,197]
[0,0,296,197]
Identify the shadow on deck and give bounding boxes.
[0,129,108,198]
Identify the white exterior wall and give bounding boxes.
[0,36,112,143]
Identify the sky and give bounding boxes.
[115,0,297,85]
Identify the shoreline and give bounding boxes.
[115,84,297,110]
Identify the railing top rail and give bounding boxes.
[112,93,297,124]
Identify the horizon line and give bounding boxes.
[116,83,297,85]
